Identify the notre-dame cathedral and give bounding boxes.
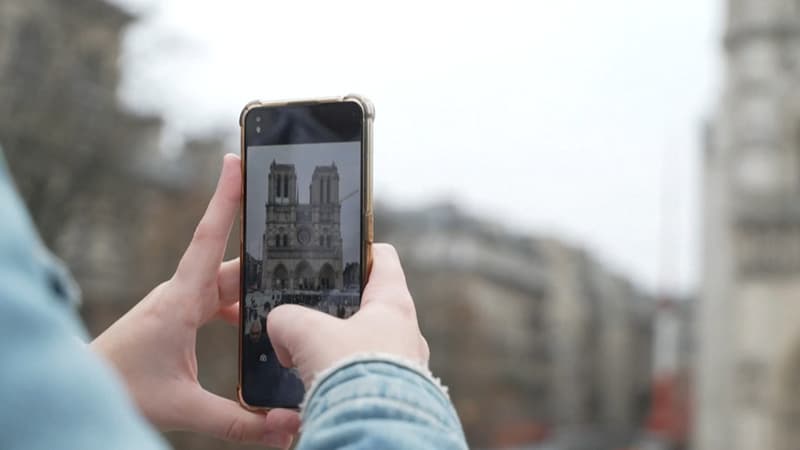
[260,160,344,292]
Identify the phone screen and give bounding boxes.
[241,101,365,408]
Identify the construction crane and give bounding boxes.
[340,189,358,204]
[632,140,690,450]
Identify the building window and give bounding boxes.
[12,21,48,83]
[796,124,800,192]
[319,235,324,246]
[282,234,288,247]
[326,177,332,203]
[283,175,289,200]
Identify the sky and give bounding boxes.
[109,0,723,295]
[246,142,362,265]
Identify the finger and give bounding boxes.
[184,387,299,446]
[217,258,240,305]
[215,302,239,326]
[267,304,332,370]
[263,409,301,448]
[175,154,241,285]
[361,243,413,309]
[212,258,241,325]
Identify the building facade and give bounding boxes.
[376,204,653,449]
[0,2,238,450]
[696,1,800,449]
[261,160,344,291]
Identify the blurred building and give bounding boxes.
[0,2,233,450]
[0,0,225,307]
[377,204,654,450]
[696,1,800,449]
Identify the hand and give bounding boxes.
[91,154,299,448]
[267,243,430,387]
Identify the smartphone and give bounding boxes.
[238,95,374,410]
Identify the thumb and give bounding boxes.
[182,387,299,447]
[267,304,335,375]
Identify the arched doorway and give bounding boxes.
[319,263,335,290]
[272,264,288,290]
[295,261,314,290]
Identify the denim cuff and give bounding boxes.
[300,354,459,433]
[301,353,448,410]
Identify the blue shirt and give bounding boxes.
[0,149,468,450]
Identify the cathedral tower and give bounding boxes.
[267,160,298,205]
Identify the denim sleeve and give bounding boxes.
[0,151,169,450]
[297,357,468,450]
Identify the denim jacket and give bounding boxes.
[0,151,169,450]
[298,355,468,449]
[0,149,468,450]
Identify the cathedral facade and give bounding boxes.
[260,160,344,292]
[696,2,800,449]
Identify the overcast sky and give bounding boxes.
[109,0,723,295]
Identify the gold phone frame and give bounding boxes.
[237,94,374,411]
